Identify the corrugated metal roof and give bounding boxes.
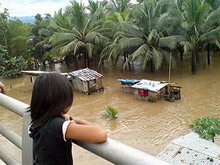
[157,133,220,165]
[131,79,168,92]
[69,68,103,81]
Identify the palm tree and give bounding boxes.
[48,1,109,68]
[109,0,180,72]
[87,0,107,17]
[99,0,134,69]
[178,0,220,73]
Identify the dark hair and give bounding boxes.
[30,73,73,128]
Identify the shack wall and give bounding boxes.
[133,89,161,102]
[72,78,86,92]
[120,85,134,94]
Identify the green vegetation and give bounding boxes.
[105,106,118,118]
[0,0,220,77]
[190,117,220,142]
[147,95,157,102]
[0,45,27,77]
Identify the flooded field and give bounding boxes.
[1,55,220,164]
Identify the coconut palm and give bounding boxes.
[178,0,220,73]
[99,0,134,68]
[48,1,109,68]
[108,0,131,13]
[87,0,107,17]
[110,0,181,72]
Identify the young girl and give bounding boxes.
[29,73,107,165]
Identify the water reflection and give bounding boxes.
[1,55,220,164]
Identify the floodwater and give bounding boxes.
[1,54,220,164]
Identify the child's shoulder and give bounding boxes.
[48,117,65,127]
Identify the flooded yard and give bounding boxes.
[1,55,220,164]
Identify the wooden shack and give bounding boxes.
[69,68,104,95]
[118,79,140,94]
[131,79,168,102]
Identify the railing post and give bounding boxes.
[22,111,33,165]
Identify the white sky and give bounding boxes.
[0,0,81,17]
[0,0,137,17]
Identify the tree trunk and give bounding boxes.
[191,51,197,74]
[123,53,126,62]
[150,59,155,73]
[65,55,73,67]
[207,44,211,65]
[179,48,183,61]
[83,49,90,68]
[73,56,79,69]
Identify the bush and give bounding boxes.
[0,45,27,77]
[190,117,220,142]
[147,95,157,102]
[105,106,118,118]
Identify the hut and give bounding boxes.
[118,79,141,93]
[131,79,168,102]
[69,68,104,95]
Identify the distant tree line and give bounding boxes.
[0,0,220,77]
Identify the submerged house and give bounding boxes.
[131,79,168,102]
[69,68,104,95]
[118,79,141,93]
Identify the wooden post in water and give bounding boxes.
[168,53,172,97]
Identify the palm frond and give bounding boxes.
[60,39,78,55]
[99,44,113,66]
[142,50,151,69]
[36,38,50,47]
[215,40,220,49]
[86,43,94,58]
[49,33,76,46]
[200,27,220,42]
[130,44,149,61]
[152,47,163,70]
[74,41,85,55]
[38,28,51,37]
[158,36,182,50]
[107,45,121,62]
[119,37,145,52]
[204,8,220,28]
[120,22,143,38]
[148,29,160,42]
[180,41,193,53]
[47,44,67,59]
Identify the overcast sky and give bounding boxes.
[0,0,137,17]
[0,0,81,17]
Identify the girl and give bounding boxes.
[29,73,107,165]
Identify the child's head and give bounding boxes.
[30,73,73,127]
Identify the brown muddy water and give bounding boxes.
[1,54,220,165]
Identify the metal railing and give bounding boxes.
[0,93,170,165]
